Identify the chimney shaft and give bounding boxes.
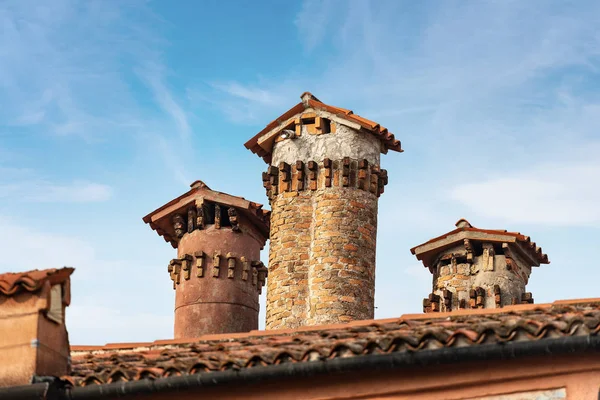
[143,183,269,338]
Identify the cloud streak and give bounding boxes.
[0,215,174,344]
[450,159,600,226]
[0,165,113,203]
[139,63,193,143]
[0,0,194,184]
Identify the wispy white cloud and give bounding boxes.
[211,82,286,106]
[193,80,301,124]
[68,305,172,345]
[33,181,113,203]
[139,62,192,142]
[449,159,600,226]
[0,215,114,279]
[0,0,193,183]
[0,166,112,203]
[294,0,336,52]
[0,215,174,344]
[150,133,191,186]
[205,1,600,156]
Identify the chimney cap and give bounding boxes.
[245,91,403,163]
[410,221,550,269]
[190,180,210,190]
[143,184,270,249]
[300,91,320,105]
[455,218,472,228]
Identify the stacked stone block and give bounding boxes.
[307,188,377,325]
[266,192,312,328]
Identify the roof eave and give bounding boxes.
[245,96,403,162]
[411,229,549,268]
[21,334,600,399]
[143,188,270,246]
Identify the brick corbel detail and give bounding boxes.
[423,293,441,313]
[168,252,266,293]
[442,289,453,311]
[494,285,502,308]
[522,292,534,304]
[263,157,389,201]
[470,287,485,308]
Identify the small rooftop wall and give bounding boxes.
[0,268,72,387]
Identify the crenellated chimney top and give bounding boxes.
[411,220,549,313]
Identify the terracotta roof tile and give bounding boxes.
[64,298,600,387]
[245,92,403,163]
[0,267,74,296]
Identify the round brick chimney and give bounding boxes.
[143,182,269,338]
[245,92,402,329]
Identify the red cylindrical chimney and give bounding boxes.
[143,181,269,338]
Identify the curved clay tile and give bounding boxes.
[0,267,73,296]
[64,301,600,387]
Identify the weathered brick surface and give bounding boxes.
[266,164,379,329]
[266,192,313,329]
[306,188,377,325]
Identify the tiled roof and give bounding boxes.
[63,298,600,387]
[245,92,403,163]
[410,219,549,267]
[0,267,74,296]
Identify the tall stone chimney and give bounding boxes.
[410,219,550,312]
[143,180,269,338]
[245,92,402,329]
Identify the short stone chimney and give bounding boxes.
[143,181,270,338]
[410,219,550,312]
[0,268,73,387]
[245,92,403,329]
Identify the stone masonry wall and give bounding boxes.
[266,192,312,329]
[306,188,377,325]
[265,159,384,329]
[266,186,378,329]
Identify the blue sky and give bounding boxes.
[1,0,600,345]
